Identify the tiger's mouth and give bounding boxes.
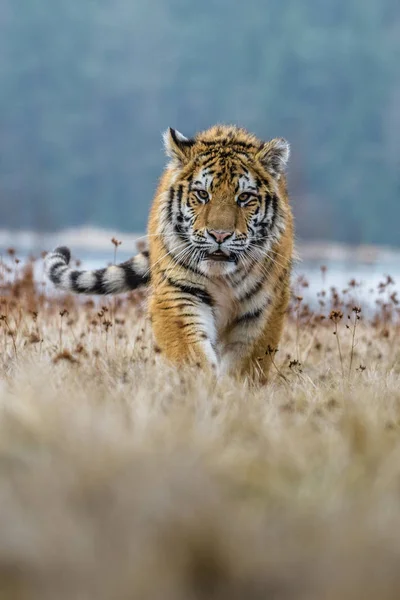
[205,250,235,262]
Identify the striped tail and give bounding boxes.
[45,246,150,295]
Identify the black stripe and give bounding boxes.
[155,289,184,298]
[257,192,270,224]
[49,262,65,284]
[237,276,266,302]
[200,155,219,169]
[172,185,185,239]
[232,268,247,286]
[233,306,264,325]
[186,332,206,341]
[166,278,214,307]
[167,187,174,222]
[176,184,183,204]
[157,302,196,311]
[270,194,278,229]
[92,269,108,293]
[69,270,84,292]
[232,141,254,149]
[232,257,259,285]
[120,261,150,289]
[68,269,106,294]
[78,269,107,294]
[235,155,256,173]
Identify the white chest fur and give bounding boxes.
[209,279,238,335]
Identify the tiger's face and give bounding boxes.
[162,126,290,276]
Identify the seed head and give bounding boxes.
[329,310,343,324]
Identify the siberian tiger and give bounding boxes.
[46,125,294,382]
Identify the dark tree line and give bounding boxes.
[0,0,399,245]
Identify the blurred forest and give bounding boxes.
[0,0,399,245]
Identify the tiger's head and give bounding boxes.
[160,125,291,276]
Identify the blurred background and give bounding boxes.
[0,0,399,297]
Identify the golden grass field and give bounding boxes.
[0,250,400,599]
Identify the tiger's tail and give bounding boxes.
[45,246,150,295]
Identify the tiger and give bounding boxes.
[45,125,294,383]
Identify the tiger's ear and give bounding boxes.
[163,128,195,167]
[256,138,290,179]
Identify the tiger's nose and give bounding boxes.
[208,229,233,244]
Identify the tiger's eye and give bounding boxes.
[238,192,251,203]
[196,189,209,201]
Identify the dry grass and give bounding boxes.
[0,251,400,599]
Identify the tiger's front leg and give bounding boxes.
[219,318,265,382]
[220,301,287,384]
[149,283,218,372]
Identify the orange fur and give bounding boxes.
[148,125,294,383]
